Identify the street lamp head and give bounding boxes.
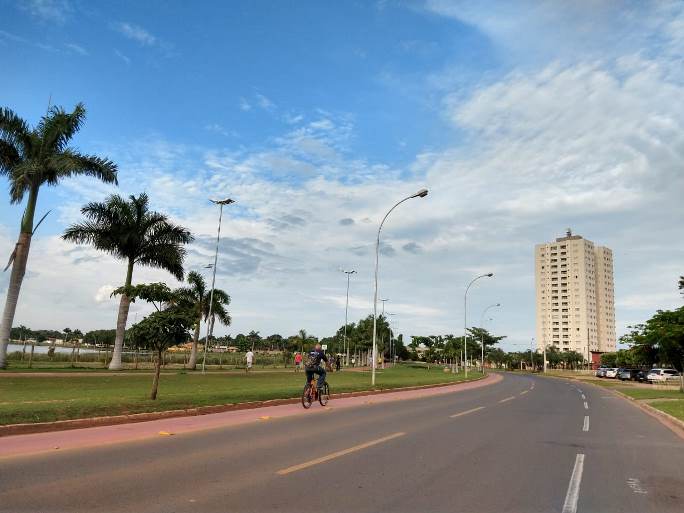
[411,188,429,198]
[210,198,235,205]
[486,272,494,277]
[496,303,501,306]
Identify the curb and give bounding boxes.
[0,373,488,437]
[539,373,684,440]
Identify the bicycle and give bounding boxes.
[301,377,330,409]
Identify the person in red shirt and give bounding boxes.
[294,352,303,372]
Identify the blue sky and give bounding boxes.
[1,0,683,350]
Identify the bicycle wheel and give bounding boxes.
[301,384,313,409]
[318,382,330,406]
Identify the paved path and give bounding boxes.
[0,372,682,512]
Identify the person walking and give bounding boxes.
[294,352,302,372]
[335,355,341,372]
[245,349,254,373]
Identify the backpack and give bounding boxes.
[304,351,320,370]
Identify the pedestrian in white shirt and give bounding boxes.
[246,350,254,373]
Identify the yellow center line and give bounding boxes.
[449,406,485,418]
[519,390,529,395]
[276,432,406,476]
[499,396,516,403]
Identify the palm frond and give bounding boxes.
[0,139,21,175]
[0,107,30,155]
[47,149,118,185]
[37,103,86,154]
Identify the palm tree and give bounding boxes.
[0,103,117,368]
[62,193,193,370]
[175,271,231,370]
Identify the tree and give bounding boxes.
[113,282,175,312]
[83,329,116,346]
[621,306,684,391]
[0,103,117,368]
[128,307,193,399]
[174,271,231,369]
[62,193,193,370]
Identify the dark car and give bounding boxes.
[618,368,639,381]
[636,369,650,382]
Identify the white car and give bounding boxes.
[646,368,680,383]
[605,368,619,378]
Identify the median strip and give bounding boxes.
[449,406,485,418]
[276,432,406,475]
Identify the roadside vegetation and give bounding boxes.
[0,365,483,425]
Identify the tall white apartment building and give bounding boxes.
[535,230,616,357]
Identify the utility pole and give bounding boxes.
[341,270,356,367]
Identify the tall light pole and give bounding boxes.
[480,303,500,372]
[341,269,356,366]
[372,188,428,386]
[201,198,235,373]
[464,273,493,378]
[530,337,535,372]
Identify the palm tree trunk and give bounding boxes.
[0,187,38,369]
[150,349,162,400]
[109,258,134,370]
[188,317,201,370]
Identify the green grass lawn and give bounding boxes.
[616,388,684,400]
[648,400,684,421]
[0,365,482,425]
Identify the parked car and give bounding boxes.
[636,369,650,382]
[618,368,639,381]
[605,368,619,378]
[595,366,608,378]
[647,368,680,383]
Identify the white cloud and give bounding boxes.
[65,42,88,55]
[115,22,157,46]
[19,0,71,24]
[2,3,683,347]
[114,49,131,65]
[94,285,116,303]
[239,97,252,111]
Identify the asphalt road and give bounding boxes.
[1,372,682,513]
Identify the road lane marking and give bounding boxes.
[449,406,485,418]
[519,390,529,395]
[581,394,586,401]
[626,478,648,495]
[499,396,516,403]
[583,401,589,410]
[583,416,589,432]
[276,432,406,475]
[562,454,585,513]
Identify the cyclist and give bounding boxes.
[303,343,329,391]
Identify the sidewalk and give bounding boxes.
[0,373,501,459]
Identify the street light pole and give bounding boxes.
[530,337,534,372]
[201,198,235,373]
[480,303,501,372]
[372,188,428,386]
[342,269,356,367]
[464,273,493,378]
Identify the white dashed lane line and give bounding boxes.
[583,401,589,410]
[583,416,589,432]
[562,454,585,513]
